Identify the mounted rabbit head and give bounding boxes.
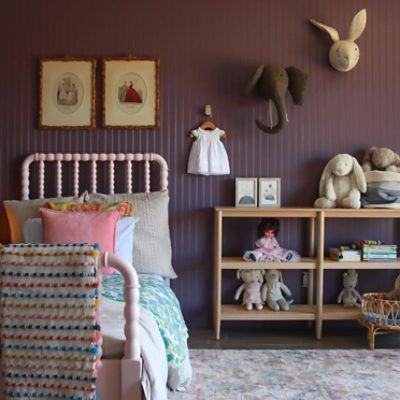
[310,9,367,72]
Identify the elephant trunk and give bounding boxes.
[255,97,287,134]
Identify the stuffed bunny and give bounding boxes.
[362,147,400,173]
[314,154,367,209]
[234,269,264,311]
[309,9,367,72]
[337,269,362,307]
[261,269,292,311]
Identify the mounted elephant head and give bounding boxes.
[245,65,308,134]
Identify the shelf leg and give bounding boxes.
[307,217,316,329]
[214,210,222,340]
[316,211,325,340]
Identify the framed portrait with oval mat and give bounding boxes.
[102,56,160,129]
[39,57,96,129]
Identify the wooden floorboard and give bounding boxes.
[188,326,400,350]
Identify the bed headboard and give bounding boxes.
[21,152,169,200]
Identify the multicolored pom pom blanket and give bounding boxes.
[0,243,102,400]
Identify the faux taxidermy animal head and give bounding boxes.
[310,9,367,72]
[245,65,308,134]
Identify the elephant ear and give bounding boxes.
[286,67,309,105]
[244,65,265,96]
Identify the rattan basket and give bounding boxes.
[359,292,400,350]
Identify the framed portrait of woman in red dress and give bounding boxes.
[102,56,160,128]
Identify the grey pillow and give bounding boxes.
[85,191,177,279]
[4,194,85,243]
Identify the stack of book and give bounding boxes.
[329,247,361,262]
[362,244,398,262]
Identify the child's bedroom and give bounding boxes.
[1,0,400,399]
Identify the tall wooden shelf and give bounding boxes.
[214,207,400,340]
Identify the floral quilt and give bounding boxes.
[102,274,189,367]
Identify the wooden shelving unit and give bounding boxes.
[214,207,400,340]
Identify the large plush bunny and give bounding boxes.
[234,269,264,311]
[314,154,367,209]
[261,269,292,311]
[309,9,367,72]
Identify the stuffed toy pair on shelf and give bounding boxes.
[234,268,292,311]
[314,146,400,209]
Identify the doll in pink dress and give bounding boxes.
[243,218,300,263]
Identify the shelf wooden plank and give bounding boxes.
[323,208,400,218]
[214,206,400,218]
[220,304,316,321]
[214,207,318,218]
[220,257,317,270]
[323,259,400,270]
[322,304,361,320]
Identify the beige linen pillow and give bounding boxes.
[85,191,177,279]
[4,193,85,243]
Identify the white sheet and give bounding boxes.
[101,297,168,400]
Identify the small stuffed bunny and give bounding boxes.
[261,269,292,311]
[309,9,367,72]
[314,154,367,209]
[362,147,400,173]
[234,269,264,311]
[337,269,362,307]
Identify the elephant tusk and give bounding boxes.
[269,100,274,129]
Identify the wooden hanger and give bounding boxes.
[188,120,227,139]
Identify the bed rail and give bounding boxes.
[21,152,169,200]
[101,252,141,362]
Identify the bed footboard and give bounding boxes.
[98,253,143,400]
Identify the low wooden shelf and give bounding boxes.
[220,304,316,321]
[214,206,400,341]
[220,257,317,270]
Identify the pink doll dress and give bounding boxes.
[243,237,300,262]
[243,282,262,304]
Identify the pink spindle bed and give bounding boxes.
[0,153,189,400]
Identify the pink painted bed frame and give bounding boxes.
[12,152,169,400]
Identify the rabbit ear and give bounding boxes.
[352,157,367,193]
[348,9,367,41]
[318,160,333,196]
[236,270,241,280]
[309,18,340,42]
[244,65,265,96]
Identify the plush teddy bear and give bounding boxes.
[261,269,292,311]
[234,269,264,311]
[337,269,362,307]
[314,153,367,209]
[362,147,400,173]
[385,274,400,300]
[243,218,300,262]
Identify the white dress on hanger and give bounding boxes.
[187,127,230,175]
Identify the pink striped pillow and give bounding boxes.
[40,208,120,253]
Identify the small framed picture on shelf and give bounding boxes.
[235,178,258,207]
[258,177,281,208]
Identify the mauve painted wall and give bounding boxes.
[1,0,400,328]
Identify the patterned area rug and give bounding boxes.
[170,349,400,400]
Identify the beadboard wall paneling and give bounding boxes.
[1,0,400,327]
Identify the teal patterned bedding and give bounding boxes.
[102,274,189,367]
